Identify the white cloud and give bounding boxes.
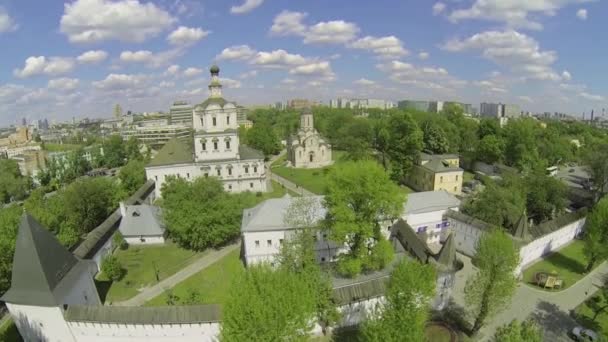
[519,95,533,103]
[443,30,564,82]
[60,0,175,43]
[303,20,359,44]
[119,50,181,68]
[216,45,256,61]
[183,67,203,77]
[165,64,180,76]
[577,8,587,20]
[48,78,80,91]
[377,60,462,91]
[270,10,308,36]
[448,0,588,30]
[251,49,311,68]
[167,26,209,46]
[354,78,376,86]
[220,78,242,88]
[239,70,258,79]
[350,36,409,59]
[418,52,429,60]
[159,81,175,88]
[93,73,146,90]
[329,54,341,60]
[0,7,17,33]
[77,50,108,64]
[580,92,604,101]
[230,0,264,14]
[433,2,446,15]
[281,78,296,84]
[120,50,153,63]
[14,56,75,78]
[289,61,334,78]
[562,70,572,81]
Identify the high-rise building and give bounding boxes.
[480,103,520,118]
[288,98,319,109]
[398,100,431,112]
[114,104,123,119]
[169,101,194,127]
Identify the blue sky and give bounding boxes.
[0,0,606,125]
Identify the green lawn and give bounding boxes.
[96,242,205,303]
[0,318,21,342]
[522,240,595,291]
[575,294,608,338]
[271,151,347,194]
[145,248,244,306]
[42,143,83,152]
[425,324,454,342]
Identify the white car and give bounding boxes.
[570,327,599,341]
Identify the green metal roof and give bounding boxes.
[419,159,463,173]
[196,97,230,109]
[65,305,222,324]
[239,145,264,160]
[529,209,586,239]
[332,277,388,305]
[1,214,78,306]
[148,138,194,167]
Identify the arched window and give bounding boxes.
[226,115,230,124]
[227,165,233,176]
[212,117,217,126]
[213,138,219,150]
[201,139,207,151]
[225,137,231,150]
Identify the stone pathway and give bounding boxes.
[451,252,608,341]
[113,243,240,307]
[267,150,316,197]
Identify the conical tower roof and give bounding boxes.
[435,232,456,270]
[1,214,78,306]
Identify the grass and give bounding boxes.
[271,151,348,195]
[522,240,594,291]
[464,171,475,183]
[574,294,608,338]
[145,248,244,306]
[42,143,83,152]
[0,318,21,342]
[96,242,205,303]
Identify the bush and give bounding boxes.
[366,238,395,270]
[102,255,125,281]
[256,192,263,197]
[113,231,128,250]
[337,256,362,278]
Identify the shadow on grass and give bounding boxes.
[530,301,577,340]
[331,326,362,342]
[548,251,587,275]
[94,279,113,304]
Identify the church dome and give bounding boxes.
[210,64,220,74]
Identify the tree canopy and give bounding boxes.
[0,159,31,203]
[494,319,543,342]
[584,196,608,271]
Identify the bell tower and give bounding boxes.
[209,64,222,98]
[300,107,314,131]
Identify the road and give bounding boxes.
[113,243,240,307]
[451,253,608,341]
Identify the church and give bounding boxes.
[145,65,268,198]
[287,108,332,168]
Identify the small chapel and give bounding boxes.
[287,108,332,168]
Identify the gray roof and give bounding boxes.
[118,204,165,237]
[420,152,459,161]
[391,219,433,263]
[1,214,93,306]
[65,305,221,324]
[529,210,586,239]
[239,145,265,160]
[434,233,456,271]
[404,190,460,215]
[445,209,492,231]
[420,159,463,173]
[332,277,388,306]
[242,195,326,233]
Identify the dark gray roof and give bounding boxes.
[73,180,155,259]
[513,213,531,240]
[65,305,222,324]
[391,219,433,263]
[434,233,456,271]
[119,204,165,237]
[529,210,586,239]
[147,138,194,167]
[445,210,492,231]
[420,159,463,173]
[239,145,264,160]
[420,152,459,161]
[2,214,79,306]
[404,190,460,215]
[332,277,388,305]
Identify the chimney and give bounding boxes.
[119,202,127,217]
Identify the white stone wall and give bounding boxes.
[194,134,239,161]
[336,297,384,328]
[146,160,267,198]
[92,235,114,271]
[193,103,237,133]
[66,321,220,342]
[124,235,165,245]
[7,304,76,342]
[448,218,485,257]
[405,209,457,244]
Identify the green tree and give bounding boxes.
[324,160,404,276]
[587,284,608,322]
[62,177,117,235]
[125,136,144,161]
[362,259,436,341]
[103,134,126,167]
[494,319,543,342]
[478,118,501,139]
[463,181,526,231]
[385,112,423,183]
[221,264,317,341]
[161,177,241,250]
[584,144,608,202]
[101,255,125,281]
[477,135,506,164]
[523,172,567,224]
[246,122,281,157]
[584,197,608,272]
[182,288,203,305]
[466,229,520,334]
[503,119,541,171]
[0,159,31,203]
[422,120,450,154]
[119,159,146,194]
[341,119,373,161]
[0,206,23,296]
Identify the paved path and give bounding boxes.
[267,150,316,197]
[451,252,608,341]
[114,243,240,307]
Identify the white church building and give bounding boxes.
[287,108,332,168]
[145,65,268,198]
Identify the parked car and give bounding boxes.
[569,327,599,341]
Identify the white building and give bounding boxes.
[145,65,268,198]
[402,190,461,245]
[287,108,332,168]
[329,98,395,110]
[118,203,166,245]
[170,101,194,127]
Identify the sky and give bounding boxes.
[0,0,607,125]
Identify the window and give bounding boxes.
[228,185,232,190]
[279,239,284,245]
[436,223,441,228]
[213,141,218,150]
[250,182,254,188]
[204,173,209,178]
[321,257,326,262]
[202,142,206,151]
[267,240,272,247]
[228,167,232,176]
[255,240,260,247]
[187,173,190,179]
[226,140,230,149]
[217,168,221,176]
[440,176,444,183]
[212,117,217,126]
[253,166,257,173]
[226,116,230,124]
[456,175,459,181]
[245,166,249,173]
[454,186,457,192]
[155,175,158,181]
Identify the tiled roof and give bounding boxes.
[65,305,222,324]
[332,277,388,306]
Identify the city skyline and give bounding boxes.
[0,0,607,125]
